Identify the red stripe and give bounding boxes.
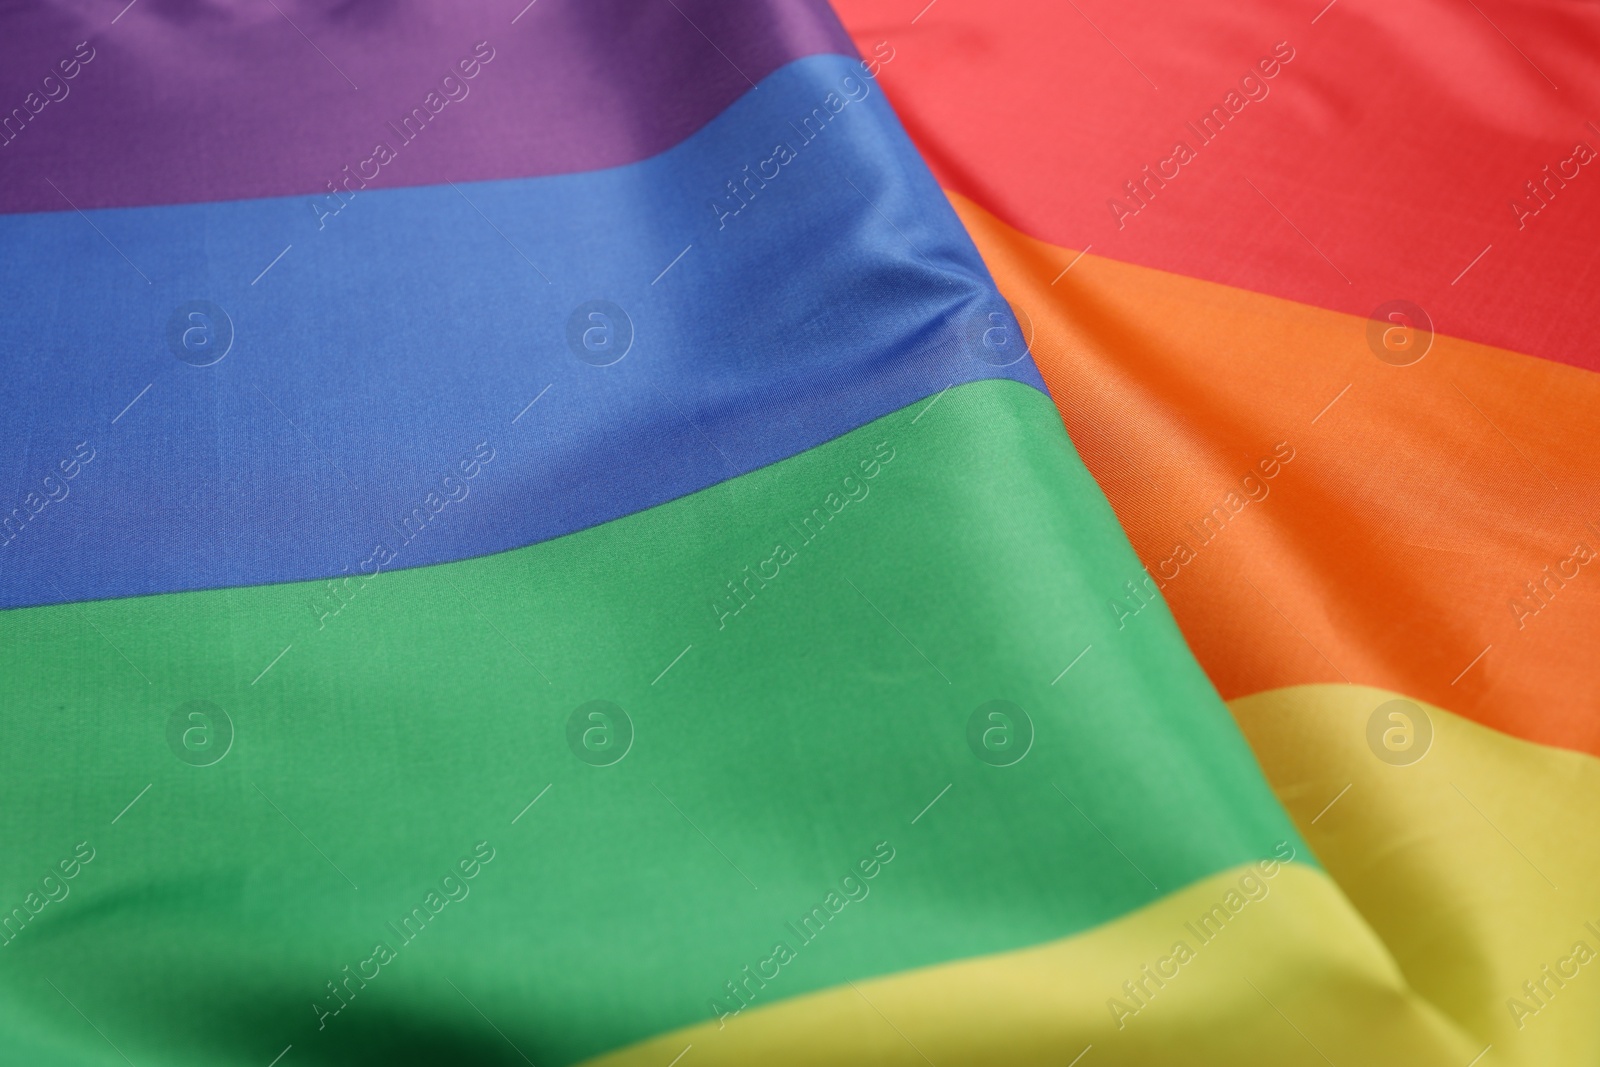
[835,0,1600,372]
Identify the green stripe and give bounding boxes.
[0,380,1302,1066]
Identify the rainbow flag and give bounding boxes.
[1,2,1594,1065]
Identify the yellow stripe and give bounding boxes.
[1230,684,1600,1066]
[584,686,1600,1066]
[581,862,1475,1066]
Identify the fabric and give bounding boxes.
[1,2,1595,1066]
[831,1,1600,1063]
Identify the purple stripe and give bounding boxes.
[0,0,853,214]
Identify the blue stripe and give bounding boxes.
[0,54,1043,610]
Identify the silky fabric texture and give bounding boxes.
[0,54,1039,609]
[0,0,853,210]
[834,0,1600,370]
[828,2,1600,1063]
[4,0,1595,1065]
[3,3,1312,1066]
[1,383,1313,1065]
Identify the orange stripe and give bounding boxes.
[952,192,1600,757]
